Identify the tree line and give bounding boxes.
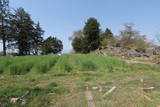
[0,0,63,56]
[1,0,158,56]
[70,18,151,53]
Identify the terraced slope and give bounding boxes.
[0,54,127,75]
[0,54,160,107]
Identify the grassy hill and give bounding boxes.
[0,54,160,107]
[0,54,127,75]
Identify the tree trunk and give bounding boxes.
[2,37,6,56]
[1,17,6,56]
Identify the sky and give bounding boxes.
[1,0,160,53]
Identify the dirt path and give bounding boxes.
[85,91,96,107]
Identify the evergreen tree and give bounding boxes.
[9,8,35,55]
[0,0,10,56]
[31,22,44,55]
[100,28,116,47]
[103,28,114,39]
[83,17,100,52]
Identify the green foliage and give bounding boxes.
[0,0,10,56]
[101,28,114,40]
[100,28,118,47]
[42,36,63,54]
[48,82,58,87]
[31,22,44,55]
[1,6,63,56]
[10,8,35,55]
[71,18,101,53]
[100,38,117,47]
[83,17,100,52]
[72,36,88,53]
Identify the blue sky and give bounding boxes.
[1,0,160,53]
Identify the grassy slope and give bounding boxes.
[0,54,160,107]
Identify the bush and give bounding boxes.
[48,82,58,87]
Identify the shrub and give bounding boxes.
[48,82,58,87]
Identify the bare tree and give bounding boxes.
[69,30,84,41]
[119,23,149,51]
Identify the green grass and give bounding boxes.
[0,55,59,75]
[0,86,69,107]
[0,54,160,106]
[54,54,126,72]
[2,54,156,74]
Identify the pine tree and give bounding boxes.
[103,28,114,39]
[10,8,35,55]
[83,17,100,52]
[0,0,10,55]
[31,22,44,55]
